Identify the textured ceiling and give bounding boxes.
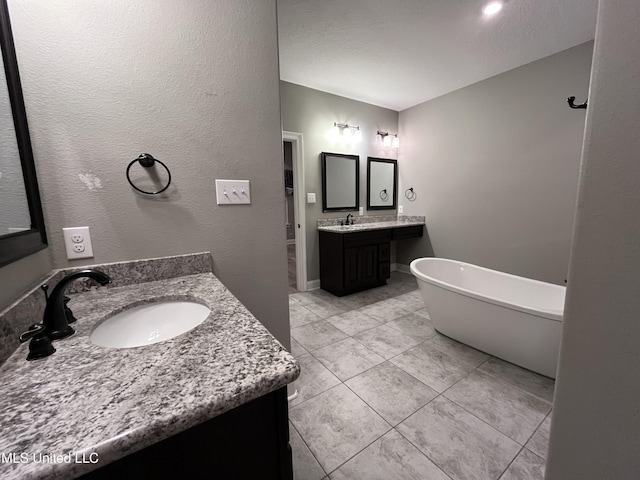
[277,0,598,111]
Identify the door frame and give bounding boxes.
[283,131,307,292]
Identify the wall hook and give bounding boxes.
[567,96,587,109]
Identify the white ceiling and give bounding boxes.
[277,0,598,111]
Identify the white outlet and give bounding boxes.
[215,179,251,205]
[63,227,94,260]
[398,205,404,214]
[307,193,316,204]
[359,207,364,216]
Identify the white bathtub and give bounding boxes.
[410,257,565,378]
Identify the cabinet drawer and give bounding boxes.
[391,225,423,240]
[343,230,391,248]
[378,242,390,261]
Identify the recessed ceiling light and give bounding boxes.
[482,1,503,16]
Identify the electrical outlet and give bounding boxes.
[307,193,316,204]
[398,205,404,214]
[63,227,94,260]
[359,207,364,216]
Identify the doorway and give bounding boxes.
[283,132,307,292]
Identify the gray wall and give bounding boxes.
[546,1,640,478]
[397,42,593,284]
[7,0,290,347]
[280,81,399,282]
[0,249,52,310]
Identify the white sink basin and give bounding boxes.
[90,300,211,348]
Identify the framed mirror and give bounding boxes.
[367,157,397,210]
[0,0,47,267]
[321,152,359,212]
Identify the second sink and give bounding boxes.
[90,300,211,349]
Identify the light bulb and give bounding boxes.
[354,128,362,143]
[392,135,399,148]
[383,134,391,147]
[375,133,383,145]
[329,124,339,140]
[482,1,503,16]
[342,128,352,142]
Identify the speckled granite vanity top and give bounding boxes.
[317,215,425,234]
[0,264,299,479]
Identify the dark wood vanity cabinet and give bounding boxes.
[344,244,379,289]
[79,388,292,480]
[320,225,422,296]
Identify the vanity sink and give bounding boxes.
[90,300,211,348]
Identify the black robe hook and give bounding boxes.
[567,96,587,109]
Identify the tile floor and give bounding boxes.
[287,272,554,480]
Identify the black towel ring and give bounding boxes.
[405,187,416,201]
[126,153,172,195]
[379,189,388,201]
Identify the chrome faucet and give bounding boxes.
[42,269,111,340]
[346,214,354,225]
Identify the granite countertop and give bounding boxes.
[0,272,300,480]
[317,219,425,234]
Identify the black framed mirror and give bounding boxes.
[367,157,397,210]
[0,0,47,267]
[321,152,359,212]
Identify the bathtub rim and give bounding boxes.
[410,257,564,322]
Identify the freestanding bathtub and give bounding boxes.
[410,257,565,379]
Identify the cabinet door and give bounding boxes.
[344,247,361,289]
[360,245,378,284]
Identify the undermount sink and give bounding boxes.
[90,300,211,349]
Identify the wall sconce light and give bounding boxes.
[330,122,362,143]
[376,130,399,149]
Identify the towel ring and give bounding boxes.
[126,153,172,195]
[405,187,416,201]
[379,189,388,201]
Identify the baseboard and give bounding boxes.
[307,279,321,290]
[396,263,411,274]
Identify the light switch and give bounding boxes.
[215,179,251,205]
[307,193,316,204]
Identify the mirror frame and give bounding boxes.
[321,152,360,213]
[0,0,47,267]
[366,157,398,210]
